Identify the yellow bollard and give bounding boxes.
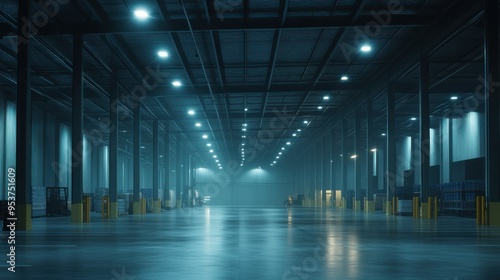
[83,196,91,223]
[427,197,432,219]
[413,197,419,219]
[476,196,480,225]
[434,196,438,219]
[481,196,486,226]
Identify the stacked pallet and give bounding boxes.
[441,180,485,217]
[93,188,109,213]
[117,193,132,215]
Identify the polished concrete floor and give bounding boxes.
[1,207,500,280]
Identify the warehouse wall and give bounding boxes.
[452,112,484,161]
[196,166,292,206]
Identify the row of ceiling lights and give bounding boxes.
[271,95,333,166]
[188,110,223,170]
[134,10,184,88]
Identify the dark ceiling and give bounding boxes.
[0,0,489,169]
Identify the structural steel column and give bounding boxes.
[386,85,396,214]
[366,98,375,212]
[15,0,32,230]
[184,151,190,205]
[485,0,500,226]
[152,120,160,213]
[354,107,362,211]
[342,118,348,207]
[109,78,118,218]
[164,122,171,208]
[330,129,335,207]
[176,138,182,208]
[420,53,431,218]
[71,34,84,224]
[323,135,328,206]
[133,104,141,214]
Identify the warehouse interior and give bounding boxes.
[1,0,500,279]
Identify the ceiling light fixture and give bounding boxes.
[450,96,458,100]
[292,133,297,137]
[188,110,195,115]
[341,76,349,81]
[195,123,201,127]
[381,133,386,136]
[350,155,357,159]
[133,9,149,20]
[410,117,417,121]
[202,135,208,139]
[318,106,323,110]
[172,81,182,87]
[286,142,291,145]
[207,143,212,147]
[360,45,372,52]
[323,96,330,100]
[157,50,169,58]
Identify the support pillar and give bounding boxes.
[15,0,33,230]
[71,34,84,224]
[420,53,431,218]
[354,107,362,211]
[164,122,171,208]
[109,78,118,219]
[342,118,348,208]
[386,85,396,215]
[366,98,375,212]
[152,120,160,213]
[484,0,500,226]
[176,138,182,208]
[133,104,142,214]
[330,129,335,208]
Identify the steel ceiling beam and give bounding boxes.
[270,0,368,162]
[204,0,234,159]
[259,0,289,129]
[157,0,231,160]
[0,15,435,37]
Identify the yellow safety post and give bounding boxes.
[481,196,486,225]
[83,195,91,223]
[141,198,146,214]
[434,196,438,219]
[476,196,480,225]
[413,197,419,219]
[102,196,110,219]
[427,197,432,219]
